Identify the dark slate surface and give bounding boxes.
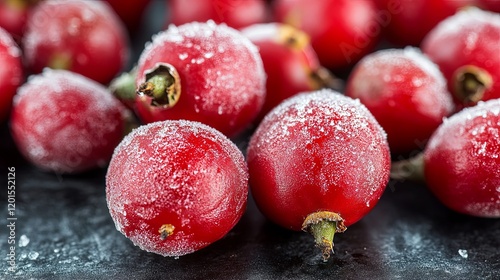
[2,1,500,278]
[1,120,500,280]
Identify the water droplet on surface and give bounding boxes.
[28,251,39,260]
[19,235,30,247]
[458,249,468,259]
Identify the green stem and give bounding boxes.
[109,69,137,104]
[390,153,425,182]
[137,63,181,108]
[309,220,337,262]
[302,211,346,262]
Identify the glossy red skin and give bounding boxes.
[105,0,151,34]
[135,22,266,138]
[10,69,127,173]
[23,0,129,85]
[168,0,267,29]
[424,99,500,218]
[422,9,500,109]
[345,48,454,156]
[0,28,23,123]
[476,0,500,13]
[375,0,473,47]
[106,120,248,257]
[241,23,321,122]
[247,90,391,231]
[274,0,379,69]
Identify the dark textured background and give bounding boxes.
[2,122,500,280]
[1,1,500,279]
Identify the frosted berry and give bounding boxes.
[345,47,454,155]
[168,0,267,30]
[275,0,380,69]
[0,0,40,42]
[135,21,266,138]
[23,0,129,84]
[424,99,500,217]
[0,27,23,123]
[375,0,473,46]
[10,69,128,173]
[247,89,390,261]
[422,8,500,109]
[242,23,341,122]
[106,120,248,257]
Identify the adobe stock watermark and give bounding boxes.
[340,0,403,64]
[6,167,17,273]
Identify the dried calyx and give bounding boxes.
[453,65,492,104]
[159,224,175,240]
[302,211,346,262]
[137,63,181,109]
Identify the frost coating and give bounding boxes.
[248,89,391,230]
[11,69,127,173]
[106,120,248,257]
[0,27,21,57]
[425,99,500,217]
[135,20,266,137]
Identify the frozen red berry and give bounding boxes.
[0,27,23,123]
[168,0,267,30]
[424,99,500,217]
[422,8,500,109]
[106,120,248,257]
[10,69,128,173]
[247,89,390,261]
[345,47,454,155]
[23,0,130,84]
[0,0,40,42]
[274,0,380,69]
[242,23,341,122]
[476,0,500,13]
[105,0,151,35]
[375,0,473,46]
[393,99,500,218]
[135,21,266,137]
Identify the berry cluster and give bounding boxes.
[1,0,499,262]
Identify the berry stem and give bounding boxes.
[109,68,137,105]
[137,63,181,109]
[453,65,492,104]
[310,67,344,92]
[302,211,346,262]
[390,153,425,182]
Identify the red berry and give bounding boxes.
[375,0,473,46]
[274,0,380,69]
[105,0,151,35]
[423,99,500,217]
[23,0,130,84]
[0,0,40,42]
[422,8,500,109]
[106,120,248,257]
[168,0,267,30]
[10,69,128,173]
[135,21,266,138]
[345,47,454,155]
[247,89,390,261]
[242,23,340,122]
[476,0,500,13]
[0,27,23,123]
